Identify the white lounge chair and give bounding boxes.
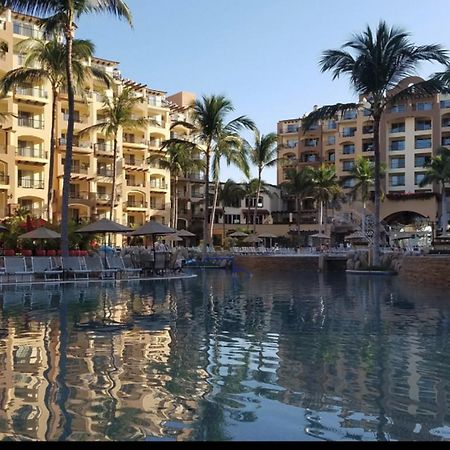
[62,256,90,280]
[85,254,117,280]
[32,257,63,282]
[4,256,33,282]
[106,255,141,279]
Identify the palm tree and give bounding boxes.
[420,146,450,235]
[3,0,133,255]
[281,167,314,243]
[218,179,245,244]
[78,87,147,221]
[0,37,108,222]
[169,94,254,258]
[246,129,278,233]
[242,177,271,232]
[347,156,378,234]
[309,164,341,234]
[210,133,249,240]
[148,142,204,229]
[302,21,449,265]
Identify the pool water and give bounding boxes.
[0,270,450,441]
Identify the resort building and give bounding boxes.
[277,76,450,239]
[0,9,171,230]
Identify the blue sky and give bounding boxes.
[77,0,450,185]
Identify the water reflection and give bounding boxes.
[0,272,449,441]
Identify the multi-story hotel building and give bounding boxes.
[277,76,450,238]
[0,9,171,229]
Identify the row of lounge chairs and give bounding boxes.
[0,255,143,283]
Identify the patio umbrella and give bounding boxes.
[258,232,278,247]
[345,231,369,241]
[244,235,262,244]
[76,218,132,265]
[18,227,61,240]
[176,229,196,237]
[129,221,176,254]
[163,234,183,242]
[229,231,248,238]
[310,232,331,240]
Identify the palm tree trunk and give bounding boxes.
[222,205,226,246]
[209,178,220,240]
[173,176,178,229]
[296,196,301,244]
[60,24,75,257]
[319,200,324,234]
[372,115,382,266]
[202,147,211,259]
[362,200,366,234]
[47,88,58,223]
[110,137,118,220]
[441,182,448,235]
[253,169,262,234]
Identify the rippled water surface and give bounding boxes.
[1,269,450,441]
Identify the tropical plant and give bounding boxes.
[245,129,278,233]
[79,86,147,220]
[0,39,7,55]
[218,179,245,244]
[302,21,449,265]
[309,164,341,233]
[168,94,254,258]
[0,37,109,222]
[2,0,133,255]
[242,177,271,232]
[281,167,314,241]
[419,146,450,235]
[346,156,385,234]
[210,132,249,239]
[148,142,204,229]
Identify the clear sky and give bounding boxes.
[77,0,450,185]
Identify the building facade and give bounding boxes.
[0,9,172,230]
[277,77,450,236]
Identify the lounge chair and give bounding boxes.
[106,255,141,279]
[4,256,33,282]
[32,257,63,282]
[85,254,117,280]
[62,256,91,280]
[153,252,167,276]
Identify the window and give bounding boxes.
[343,144,355,154]
[225,214,241,224]
[287,139,298,148]
[327,120,337,130]
[305,138,318,147]
[415,154,431,167]
[363,125,374,134]
[363,108,372,116]
[391,122,405,133]
[327,135,336,145]
[390,157,405,169]
[342,127,357,137]
[328,152,335,162]
[287,124,298,133]
[342,110,357,120]
[302,153,318,162]
[245,197,263,208]
[224,199,241,208]
[363,141,374,152]
[440,99,450,109]
[389,174,405,187]
[442,136,450,146]
[415,172,426,185]
[342,160,355,172]
[390,104,406,113]
[415,137,432,149]
[342,178,356,188]
[390,139,405,151]
[415,119,432,131]
[442,117,450,128]
[416,102,433,111]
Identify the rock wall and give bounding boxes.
[233,255,319,273]
[399,255,450,288]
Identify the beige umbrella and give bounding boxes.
[163,234,183,242]
[229,231,248,238]
[129,221,176,253]
[345,231,369,241]
[18,227,61,240]
[177,229,196,237]
[310,232,331,239]
[258,232,278,247]
[244,235,262,244]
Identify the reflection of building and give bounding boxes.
[0,9,173,232]
[277,77,450,236]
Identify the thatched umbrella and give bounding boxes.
[18,227,61,240]
[129,221,176,253]
[258,232,278,247]
[229,231,248,238]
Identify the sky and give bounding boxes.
[77,0,450,185]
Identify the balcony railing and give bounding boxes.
[94,143,114,154]
[18,117,44,129]
[124,158,144,166]
[59,138,91,151]
[18,179,45,189]
[97,193,111,201]
[148,139,162,148]
[150,181,167,190]
[123,136,146,145]
[98,169,114,177]
[150,203,165,210]
[71,165,89,174]
[69,191,91,200]
[17,147,47,159]
[62,113,87,124]
[16,87,48,99]
[126,201,147,208]
[13,22,42,39]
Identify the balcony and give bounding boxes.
[96,193,112,203]
[59,138,92,154]
[148,139,162,148]
[69,191,91,201]
[16,86,48,102]
[126,181,146,188]
[149,203,165,210]
[18,179,45,189]
[123,136,147,148]
[62,113,88,126]
[150,181,168,190]
[94,142,114,156]
[125,201,147,210]
[16,147,47,160]
[18,117,44,129]
[71,165,89,175]
[362,126,374,135]
[13,22,42,39]
[97,169,114,178]
[0,173,10,186]
[124,157,145,166]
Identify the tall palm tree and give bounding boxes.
[346,156,379,234]
[2,0,133,255]
[218,179,245,244]
[281,167,314,242]
[420,146,450,235]
[309,164,341,234]
[246,129,278,233]
[242,177,271,232]
[169,94,254,258]
[148,142,204,229]
[0,37,108,222]
[78,87,147,221]
[302,21,449,265]
[210,133,249,240]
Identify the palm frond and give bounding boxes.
[0,67,47,95]
[301,103,359,132]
